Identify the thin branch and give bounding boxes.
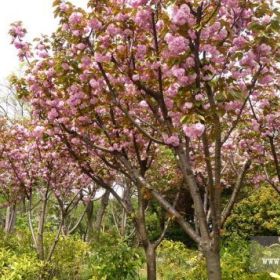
[221,159,251,227]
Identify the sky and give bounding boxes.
[0,0,86,84]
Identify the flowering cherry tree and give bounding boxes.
[9,0,279,279]
[0,119,93,260]
[239,82,280,193]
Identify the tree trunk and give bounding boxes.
[144,244,157,280]
[4,205,16,233]
[94,189,110,238]
[204,247,222,280]
[86,201,94,242]
[47,215,64,261]
[37,190,48,260]
[120,208,127,236]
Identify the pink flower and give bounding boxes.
[171,4,190,26]
[94,53,110,63]
[165,98,173,109]
[164,135,180,147]
[71,138,80,145]
[132,74,140,81]
[76,43,86,50]
[48,108,59,120]
[38,50,48,58]
[10,22,26,38]
[129,0,148,8]
[88,19,102,30]
[134,9,151,29]
[259,75,273,85]
[165,34,188,54]
[69,12,83,25]
[251,120,260,131]
[139,100,149,108]
[183,123,205,139]
[195,94,204,101]
[183,102,193,110]
[262,15,271,24]
[258,99,270,109]
[72,30,81,37]
[258,43,272,55]
[135,45,147,59]
[185,57,195,68]
[62,63,70,70]
[233,36,247,48]
[60,3,69,12]
[89,79,99,89]
[172,67,185,78]
[32,126,44,138]
[107,24,120,36]
[222,0,238,8]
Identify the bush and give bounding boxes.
[44,233,90,280]
[157,240,206,280]
[225,187,280,238]
[84,233,144,280]
[221,235,271,280]
[0,247,46,280]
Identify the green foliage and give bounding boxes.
[225,187,280,238]
[157,240,206,280]
[0,229,34,255]
[84,233,144,280]
[0,230,90,280]
[157,238,272,280]
[0,247,46,280]
[221,235,271,280]
[44,233,90,280]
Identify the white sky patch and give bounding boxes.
[0,0,87,84]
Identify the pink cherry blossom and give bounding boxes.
[183,123,205,139]
[171,4,190,26]
[164,135,180,147]
[69,12,83,25]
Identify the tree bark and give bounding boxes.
[4,205,16,233]
[37,190,48,260]
[94,189,110,237]
[204,245,222,280]
[86,200,94,242]
[144,244,157,280]
[47,214,65,261]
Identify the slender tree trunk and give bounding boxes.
[120,208,127,236]
[62,223,68,235]
[4,206,11,233]
[144,244,157,280]
[37,190,48,260]
[68,207,87,234]
[94,189,110,238]
[4,205,16,233]
[86,201,94,242]
[47,214,65,261]
[27,197,37,249]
